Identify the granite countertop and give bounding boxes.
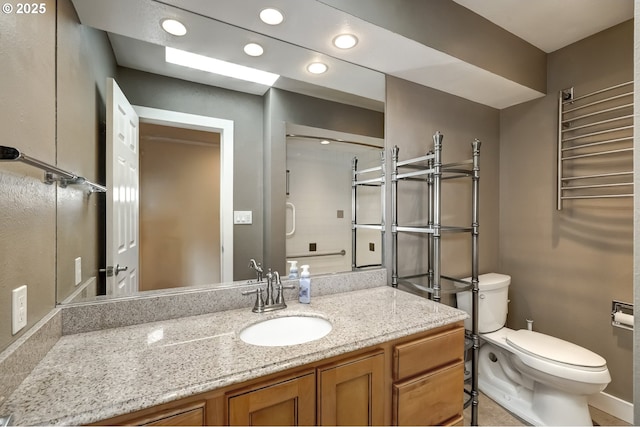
[2,286,467,425]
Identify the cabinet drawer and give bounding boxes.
[392,362,464,426]
[393,326,464,381]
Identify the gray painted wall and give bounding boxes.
[1,0,57,351]
[500,21,633,401]
[56,0,116,304]
[384,76,501,306]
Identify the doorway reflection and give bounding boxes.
[139,123,221,291]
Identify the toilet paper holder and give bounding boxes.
[611,300,634,331]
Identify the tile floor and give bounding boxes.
[463,393,631,426]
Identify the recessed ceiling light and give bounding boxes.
[320,140,331,145]
[307,62,328,74]
[165,47,279,86]
[259,8,284,25]
[243,43,264,57]
[333,34,358,49]
[161,18,187,36]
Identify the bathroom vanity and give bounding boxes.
[0,283,467,426]
[95,322,464,426]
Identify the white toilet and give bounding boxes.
[457,273,611,426]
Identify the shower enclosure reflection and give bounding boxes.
[285,127,384,275]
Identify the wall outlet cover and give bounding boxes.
[233,210,252,224]
[12,285,27,335]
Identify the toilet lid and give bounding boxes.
[506,329,606,368]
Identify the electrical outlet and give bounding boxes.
[12,285,27,335]
[75,257,82,286]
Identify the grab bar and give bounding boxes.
[285,202,296,237]
[0,145,106,193]
[286,249,346,259]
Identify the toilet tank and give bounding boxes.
[456,273,511,333]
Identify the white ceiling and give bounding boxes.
[452,0,634,53]
[71,0,634,111]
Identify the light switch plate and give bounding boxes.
[75,257,82,286]
[12,285,27,335]
[234,210,252,224]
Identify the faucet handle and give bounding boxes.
[242,287,265,313]
[275,283,296,305]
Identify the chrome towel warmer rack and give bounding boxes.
[557,81,633,210]
[0,145,106,193]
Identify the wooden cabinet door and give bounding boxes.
[392,362,464,426]
[227,371,315,426]
[317,350,384,426]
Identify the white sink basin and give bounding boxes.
[239,315,332,347]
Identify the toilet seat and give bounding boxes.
[506,329,606,371]
[482,328,611,385]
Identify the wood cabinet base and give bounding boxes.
[94,322,464,426]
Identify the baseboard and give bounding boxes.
[589,391,633,424]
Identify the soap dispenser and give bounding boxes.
[288,260,299,279]
[299,265,311,304]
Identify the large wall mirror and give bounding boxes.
[57,0,385,304]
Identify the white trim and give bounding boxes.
[589,391,633,424]
[133,106,234,283]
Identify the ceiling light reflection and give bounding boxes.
[243,43,264,57]
[260,8,284,25]
[333,34,358,49]
[161,18,187,36]
[307,62,328,74]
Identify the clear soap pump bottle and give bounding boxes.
[299,265,311,304]
[288,260,298,279]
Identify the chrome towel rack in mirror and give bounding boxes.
[0,145,106,193]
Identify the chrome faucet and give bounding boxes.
[265,269,275,305]
[248,258,263,282]
[242,269,295,313]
